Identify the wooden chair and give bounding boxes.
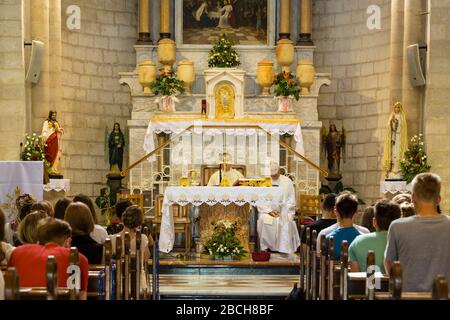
[154,194,191,254]
[200,164,246,186]
[297,194,323,225]
[117,193,144,209]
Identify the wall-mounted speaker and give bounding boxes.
[407,44,426,87]
[25,40,45,83]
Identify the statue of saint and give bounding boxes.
[108,123,125,174]
[322,124,346,178]
[382,102,408,180]
[215,84,235,119]
[41,110,63,176]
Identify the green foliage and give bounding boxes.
[95,187,116,216]
[208,34,241,68]
[273,71,300,100]
[319,181,366,205]
[203,219,247,259]
[400,134,431,184]
[21,133,50,168]
[150,69,185,96]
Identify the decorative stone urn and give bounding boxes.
[296,59,315,95]
[138,60,156,94]
[275,39,295,73]
[157,38,176,71]
[256,59,274,95]
[177,59,195,95]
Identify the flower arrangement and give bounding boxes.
[150,69,185,97]
[203,219,247,259]
[273,71,300,101]
[21,133,50,167]
[208,34,240,68]
[400,134,431,183]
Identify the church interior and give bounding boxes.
[1,0,450,302]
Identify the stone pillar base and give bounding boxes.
[137,32,152,44]
[107,173,125,195]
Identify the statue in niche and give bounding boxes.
[215,83,235,119]
[322,123,346,179]
[41,110,64,178]
[107,123,126,174]
[382,102,408,180]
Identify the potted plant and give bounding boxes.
[208,34,240,68]
[150,68,184,112]
[203,219,247,260]
[400,134,431,184]
[273,71,300,112]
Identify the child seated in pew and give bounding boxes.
[106,199,132,235]
[349,200,401,273]
[73,194,108,245]
[17,210,48,245]
[54,198,72,220]
[8,218,89,300]
[325,192,366,260]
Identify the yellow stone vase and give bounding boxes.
[177,59,195,95]
[296,59,315,95]
[256,59,274,95]
[158,38,176,71]
[275,39,295,73]
[138,60,156,94]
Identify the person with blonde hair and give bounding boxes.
[382,102,408,179]
[17,210,48,245]
[65,202,103,264]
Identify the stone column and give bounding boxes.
[298,0,313,45]
[279,0,290,39]
[138,0,152,44]
[160,0,171,39]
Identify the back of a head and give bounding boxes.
[335,192,359,219]
[400,203,415,218]
[73,194,98,224]
[374,200,401,231]
[37,217,72,246]
[122,205,143,230]
[64,202,95,236]
[115,199,132,221]
[322,193,337,213]
[31,201,53,217]
[54,198,72,220]
[392,193,412,206]
[18,210,48,244]
[19,200,34,221]
[361,206,375,232]
[412,173,441,204]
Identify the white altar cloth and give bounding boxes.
[159,186,284,253]
[379,181,412,194]
[143,119,305,162]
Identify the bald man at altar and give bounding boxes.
[257,162,300,254]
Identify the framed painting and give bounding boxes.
[176,0,272,46]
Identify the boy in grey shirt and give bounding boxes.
[384,173,450,292]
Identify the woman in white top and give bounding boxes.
[73,194,108,244]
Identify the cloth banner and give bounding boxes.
[0,161,43,222]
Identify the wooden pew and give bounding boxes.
[124,232,131,300]
[319,234,327,300]
[310,230,318,300]
[115,234,123,300]
[304,227,311,300]
[298,225,306,296]
[327,236,335,300]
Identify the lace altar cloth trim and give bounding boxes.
[379,181,412,194]
[43,179,70,192]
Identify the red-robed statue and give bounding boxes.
[41,110,64,176]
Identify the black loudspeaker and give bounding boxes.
[407,44,426,87]
[25,40,45,83]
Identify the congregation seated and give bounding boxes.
[64,202,104,265]
[8,218,89,300]
[31,201,54,218]
[17,211,48,245]
[349,200,401,273]
[301,193,337,245]
[73,194,108,244]
[207,152,244,186]
[1,209,15,267]
[325,192,368,260]
[106,199,131,235]
[385,173,450,292]
[110,205,152,263]
[53,197,72,220]
[257,162,300,254]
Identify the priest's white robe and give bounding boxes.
[257,175,300,254]
[207,168,244,186]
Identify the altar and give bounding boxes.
[159,186,284,253]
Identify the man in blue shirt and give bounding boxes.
[326,192,362,260]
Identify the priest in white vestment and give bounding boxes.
[207,153,244,186]
[257,162,300,254]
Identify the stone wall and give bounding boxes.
[0,0,27,160]
[424,0,450,213]
[59,0,137,196]
[313,0,392,205]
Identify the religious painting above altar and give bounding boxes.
[181,0,268,45]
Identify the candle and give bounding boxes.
[201,99,207,116]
